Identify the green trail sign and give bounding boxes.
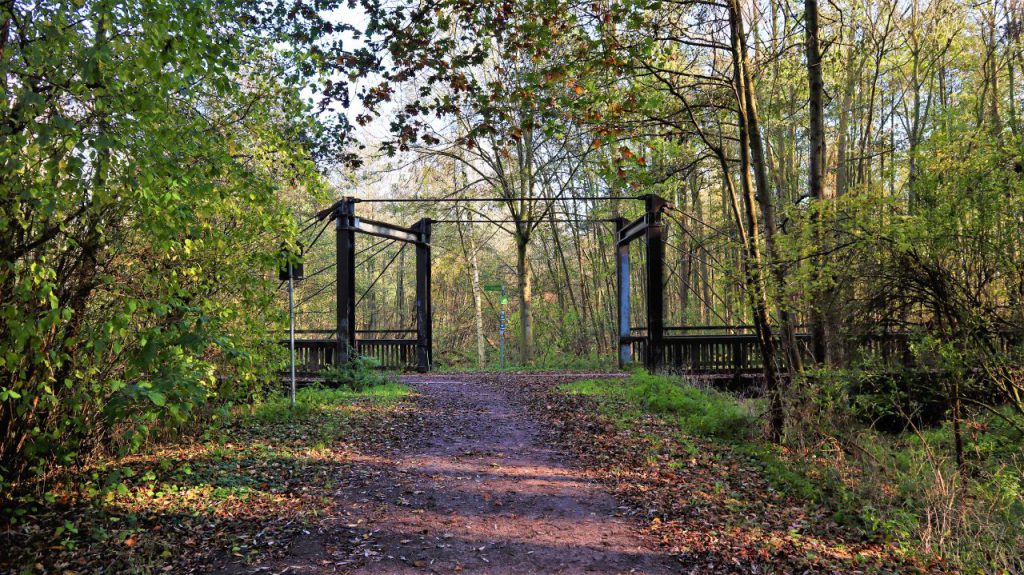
[481,282,508,369]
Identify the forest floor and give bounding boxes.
[3,373,942,574]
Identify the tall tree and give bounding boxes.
[805,0,828,364]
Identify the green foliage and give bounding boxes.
[0,0,326,500]
[789,370,1024,570]
[560,372,756,440]
[847,367,951,432]
[788,123,1024,416]
[318,357,391,391]
[854,411,1024,571]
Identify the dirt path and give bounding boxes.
[244,374,680,574]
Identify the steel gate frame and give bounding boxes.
[314,193,669,373]
[615,194,668,371]
[328,197,433,372]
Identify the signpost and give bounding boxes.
[484,283,507,369]
[499,305,506,370]
[280,244,304,406]
[288,277,294,404]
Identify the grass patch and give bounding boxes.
[558,373,829,507]
[559,372,757,440]
[247,382,412,424]
[242,383,413,450]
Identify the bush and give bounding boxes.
[848,369,950,433]
[0,1,326,501]
[318,356,391,391]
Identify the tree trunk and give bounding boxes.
[516,236,533,364]
[727,0,787,440]
[805,0,827,365]
[836,42,861,197]
[459,219,486,368]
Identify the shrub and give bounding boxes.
[318,356,391,391]
[0,0,324,501]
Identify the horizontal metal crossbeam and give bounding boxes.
[616,214,649,245]
[345,217,424,244]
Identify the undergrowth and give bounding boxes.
[825,411,1024,571]
[317,356,392,391]
[785,369,1024,573]
[557,371,1024,574]
[1,380,412,574]
[247,382,410,424]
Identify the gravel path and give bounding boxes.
[240,374,679,574]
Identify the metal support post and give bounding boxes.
[644,194,667,371]
[414,218,433,372]
[615,218,632,368]
[499,286,506,370]
[288,272,296,405]
[336,198,357,364]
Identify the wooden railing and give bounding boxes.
[356,339,416,369]
[627,332,815,373]
[289,339,334,373]
[628,329,1022,374]
[283,337,417,373]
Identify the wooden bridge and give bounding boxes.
[287,327,910,375]
[284,195,916,376]
[289,331,784,375]
[623,328,808,374]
